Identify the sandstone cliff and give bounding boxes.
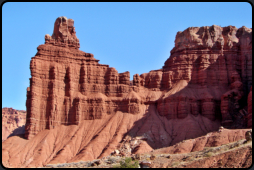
[158,25,252,128]
[2,108,26,142]
[2,17,252,168]
[25,16,141,139]
[25,18,252,140]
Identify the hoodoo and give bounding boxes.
[25,16,141,139]
[3,17,252,168]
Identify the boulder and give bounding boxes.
[245,130,252,141]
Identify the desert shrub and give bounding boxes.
[222,146,230,151]
[205,151,213,157]
[230,142,240,149]
[112,164,121,168]
[119,157,139,168]
[188,157,195,162]
[171,161,180,167]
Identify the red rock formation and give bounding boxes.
[45,16,80,49]
[157,25,252,127]
[2,108,26,141]
[2,107,222,168]
[2,17,252,168]
[25,17,252,140]
[25,17,139,139]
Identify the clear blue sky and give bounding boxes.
[2,2,252,110]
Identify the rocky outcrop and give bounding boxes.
[25,17,141,139]
[151,128,250,155]
[26,18,252,140]
[157,25,252,128]
[245,130,252,141]
[25,17,252,140]
[45,16,80,49]
[2,108,26,141]
[3,17,252,168]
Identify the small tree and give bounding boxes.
[119,157,139,168]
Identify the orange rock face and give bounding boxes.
[3,17,252,168]
[2,108,26,142]
[25,17,142,139]
[157,25,252,128]
[25,17,252,141]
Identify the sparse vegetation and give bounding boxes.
[171,161,180,167]
[107,157,117,164]
[112,164,121,168]
[187,157,195,162]
[230,142,240,149]
[42,138,252,168]
[205,151,213,157]
[117,157,139,168]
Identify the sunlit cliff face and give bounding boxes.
[199,54,210,70]
[26,17,252,141]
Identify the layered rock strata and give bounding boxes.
[25,17,140,139]
[157,25,252,127]
[2,108,26,141]
[25,17,252,141]
[2,16,252,168]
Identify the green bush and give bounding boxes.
[119,157,139,168]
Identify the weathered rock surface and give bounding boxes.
[149,138,252,168]
[2,105,220,168]
[179,145,252,168]
[245,130,252,141]
[247,86,252,128]
[45,16,80,49]
[2,17,252,168]
[158,25,252,127]
[25,18,252,139]
[2,108,26,142]
[25,17,141,139]
[151,128,250,155]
